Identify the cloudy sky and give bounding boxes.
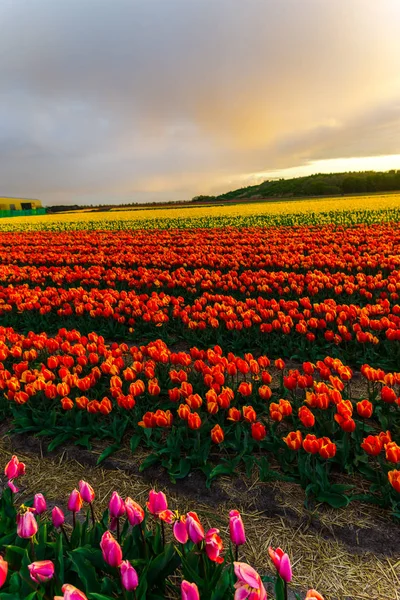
[1,0,400,205]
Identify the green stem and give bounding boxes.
[89,502,96,527]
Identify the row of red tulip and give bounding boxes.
[1,263,400,302]
[0,224,399,271]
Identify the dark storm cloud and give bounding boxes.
[0,0,399,204]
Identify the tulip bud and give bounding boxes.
[125,497,144,526]
[181,580,200,600]
[78,480,95,504]
[100,531,123,568]
[229,510,246,546]
[55,583,88,600]
[52,506,65,528]
[120,560,139,591]
[67,489,83,513]
[147,490,168,516]
[185,512,205,544]
[0,555,8,589]
[173,516,188,544]
[268,547,292,583]
[109,491,125,518]
[28,560,55,583]
[33,493,47,515]
[17,511,38,539]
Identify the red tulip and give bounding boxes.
[4,455,25,480]
[251,422,267,441]
[204,528,224,563]
[28,560,54,583]
[120,560,139,591]
[100,531,123,568]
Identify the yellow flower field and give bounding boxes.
[0,192,398,231]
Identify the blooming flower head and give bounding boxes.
[234,562,267,600]
[205,528,224,563]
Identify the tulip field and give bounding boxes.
[1,199,400,598]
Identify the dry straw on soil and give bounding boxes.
[1,436,399,600]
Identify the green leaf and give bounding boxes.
[317,491,350,508]
[48,433,71,452]
[130,434,141,454]
[96,443,120,465]
[69,548,101,593]
[139,454,159,472]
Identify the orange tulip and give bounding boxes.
[319,437,336,459]
[242,406,257,423]
[303,434,321,454]
[356,400,373,419]
[187,412,202,430]
[298,406,315,428]
[385,441,400,463]
[361,435,382,456]
[227,407,241,422]
[388,470,400,493]
[211,424,224,444]
[283,430,303,451]
[61,397,74,411]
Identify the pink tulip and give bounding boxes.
[205,528,224,563]
[7,480,19,494]
[54,583,88,600]
[4,455,25,480]
[78,480,95,504]
[67,489,83,513]
[147,490,168,515]
[268,547,292,583]
[173,516,189,544]
[52,506,65,528]
[0,555,8,589]
[17,511,38,539]
[109,491,125,518]
[234,562,267,600]
[100,531,123,568]
[229,510,246,546]
[125,497,145,526]
[181,580,200,600]
[186,511,205,544]
[28,560,54,583]
[120,560,139,591]
[34,493,47,515]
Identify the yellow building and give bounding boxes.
[0,197,43,211]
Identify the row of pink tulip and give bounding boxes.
[0,454,325,600]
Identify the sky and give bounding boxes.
[1,0,400,206]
